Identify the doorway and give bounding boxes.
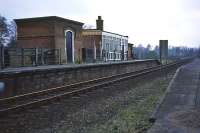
[65,30,74,63]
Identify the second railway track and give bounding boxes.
[0,59,191,116]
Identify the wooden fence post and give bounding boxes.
[0,46,4,69]
[21,48,24,67]
[114,50,116,62]
[41,48,44,65]
[0,46,2,69]
[59,48,62,65]
[35,48,38,66]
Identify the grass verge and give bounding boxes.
[87,74,172,133]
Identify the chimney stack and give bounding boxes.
[96,16,103,31]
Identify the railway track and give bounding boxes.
[0,59,192,116]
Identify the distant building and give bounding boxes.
[82,16,128,62]
[15,16,84,64]
[128,43,134,59]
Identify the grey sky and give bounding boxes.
[0,0,200,47]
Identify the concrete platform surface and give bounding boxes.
[148,58,200,133]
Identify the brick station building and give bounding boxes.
[15,16,84,63]
[14,16,132,64]
[82,16,129,62]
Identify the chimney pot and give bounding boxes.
[96,16,104,31]
[98,16,102,20]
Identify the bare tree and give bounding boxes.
[0,15,17,47]
[82,24,95,29]
[0,15,8,46]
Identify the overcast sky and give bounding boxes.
[0,0,200,47]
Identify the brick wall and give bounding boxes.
[54,20,83,63]
[15,17,83,64]
[16,21,55,49]
[0,60,160,98]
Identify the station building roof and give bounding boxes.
[82,29,128,38]
[14,16,84,26]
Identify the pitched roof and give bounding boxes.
[83,29,128,37]
[14,16,84,26]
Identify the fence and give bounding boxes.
[81,48,102,63]
[0,47,61,69]
[0,47,130,69]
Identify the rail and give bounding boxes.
[0,58,193,116]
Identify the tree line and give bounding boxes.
[133,44,199,60]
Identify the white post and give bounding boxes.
[100,40,102,60]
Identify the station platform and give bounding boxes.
[0,59,155,74]
[148,58,200,133]
[0,59,160,98]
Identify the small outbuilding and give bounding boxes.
[15,16,84,63]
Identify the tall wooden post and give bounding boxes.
[59,48,62,65]
[114,49,116,62]
[0,46,4,69]
[159,40,168,79]
[21,48,24,67]
[0,46,2,69]
[93,40,96,63]
[35,48,38,66]
[41,48,44,65]
[159,40,168,65]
